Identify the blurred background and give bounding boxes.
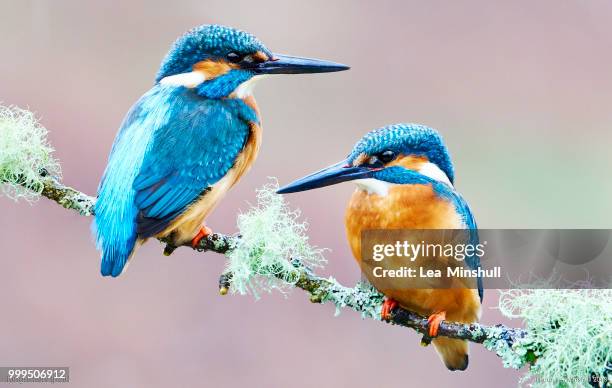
[1,1,611,387]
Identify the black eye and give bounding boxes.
[378,150,396,163]
[227,52,242,63]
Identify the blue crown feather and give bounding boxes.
[348,123,455,184]
[156,24,272,82]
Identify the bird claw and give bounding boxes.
[191,225,213,249]
[426,311,446,337]
[381,298,398,321]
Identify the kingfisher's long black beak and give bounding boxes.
[254,54,349,74]
[277,160,372,194]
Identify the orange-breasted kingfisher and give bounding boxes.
[278,123,483,371]
[93,24,348,277]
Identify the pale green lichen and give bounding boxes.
[319,278,384,319]
[497,289,611,387]
[225,181,326,298]
[0,104,60,201]
[483,325,535,370]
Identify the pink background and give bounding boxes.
[1,1,611,387]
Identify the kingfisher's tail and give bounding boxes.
[92,196,139,277]
[432,337,469,371]
[97,234,138,277]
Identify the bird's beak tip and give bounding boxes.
[331,64,350,72]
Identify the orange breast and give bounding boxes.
[345,183,462,260]
[345,183,480,322]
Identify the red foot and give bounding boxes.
[191,225,213,248]
[381,298,398,321]
[427,311,447,337]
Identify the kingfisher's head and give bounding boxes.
[278,124,455,195]
[155,24,349,99]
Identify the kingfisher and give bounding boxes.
[93,24,348,277]
[278,123,483,371]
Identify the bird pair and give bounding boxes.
[93,24,482,371]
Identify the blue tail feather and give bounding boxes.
[98,236,137,277]
[92,86,169,277]
[93,213,138,277]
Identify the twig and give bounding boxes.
[10,175,533,367]
[38,175,95,216]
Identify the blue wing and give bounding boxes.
[133,97,255,237]
[93,85,258,277]
[450,191,484,302]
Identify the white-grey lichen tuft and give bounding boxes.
[225,181,327,297]
[496,289,611,387]
[319,278,384,319]
[483,324,535,370]
[0,104,60,201]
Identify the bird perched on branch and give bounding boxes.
[278,124,483,371]
[93,24,348,277]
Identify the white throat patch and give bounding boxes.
[232,75,268,98]
[354,178,392,196]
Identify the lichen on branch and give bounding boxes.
[222,182,327,297]
[498,289,611,387]
[0,105,61,201]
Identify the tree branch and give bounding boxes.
[11,175,534,368]
[38,175,95,216]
